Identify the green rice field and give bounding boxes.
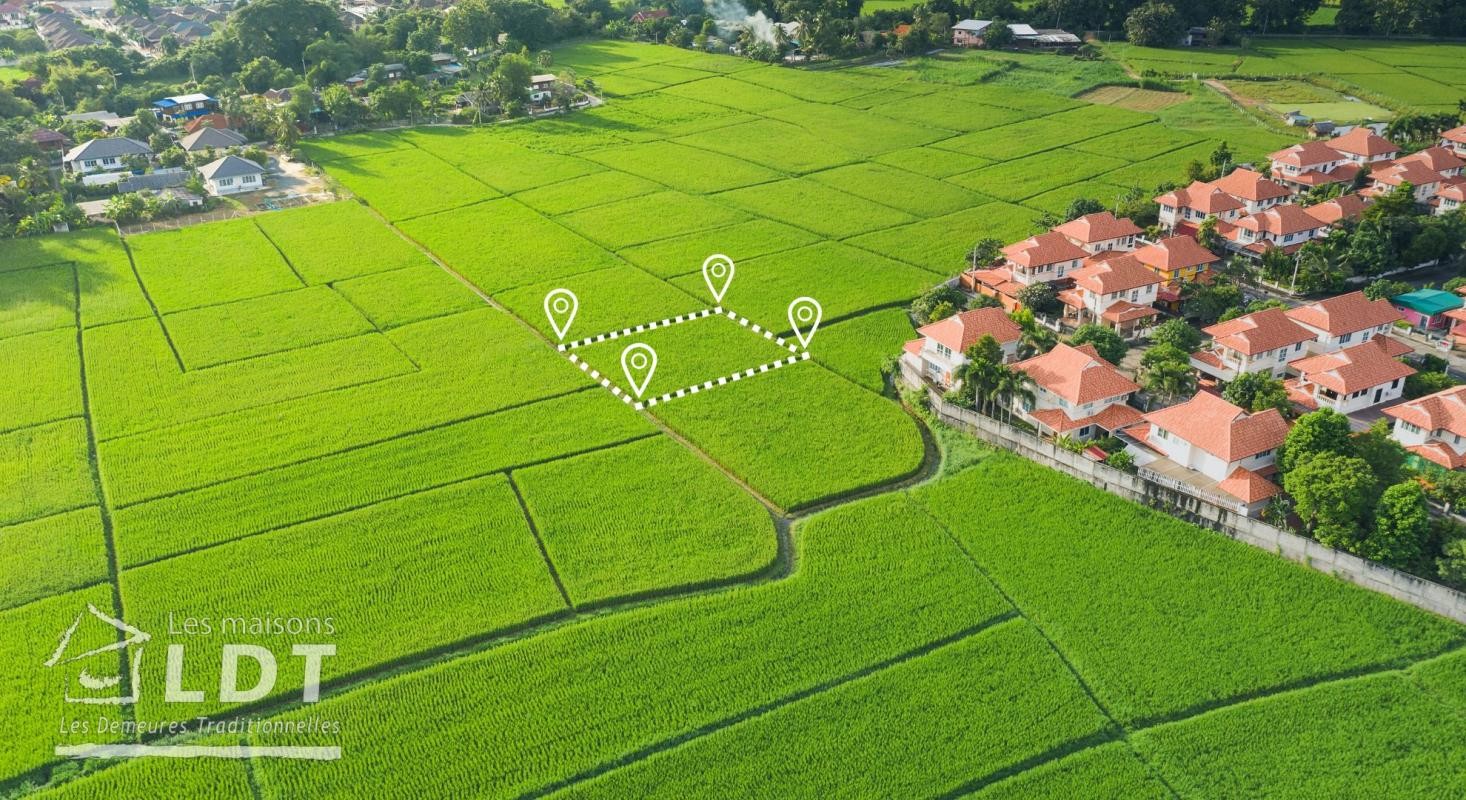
[2,37,1464,799]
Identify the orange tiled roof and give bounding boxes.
[1441,184,1466,203]
[1012,342,1139,406]
[1408,441,1466,470]
[1397,146,1465,173]
[1156,181,1245,214]
[1052,211,1143,245]
[1372,159,1444,187]
[1384,385,1466,439]
[1442,125,1466,146]
[1284,290,1403,336]
[1232,203,1328,237]
[916,306,1022,352]
[1028,402,1143,434]
[902,338,923,357]
[1329,127,1400,158]
[1218,466,1282,503]
[1205,307,1316,356]
[1142,390,1289,462]
[1131,235,1221,272]
[1270,140,1344,168]
[1212,168,1291,203]
[1302,193,1370,226]
[1288,336,1415,396]
[1101,299,1160,324]
[1002,231,1089,268]
[1070,253,1161,295]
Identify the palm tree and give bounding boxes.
[1018,323,1056,359]
[955,356,1002,415]
[996,367,1035,425]
[1142,358,1197,408]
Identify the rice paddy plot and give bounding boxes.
[811,307,915,392]
[328,147,501,221]
[1077,85,1189,112]
[807,162,989,218]
[732,67,876,104]
[253,200,434,284]
[399,198,625,293]
[872,145,995,179]
[0,507,106,612]
[127,218,304,313]
[581,140,782,194]
[673,118,861,174]
[495,263,705,342]
[615,63,719,87]
[862,91,1032,133]
[163,285,375,369]
[514,436,778,605]
[0,328,81,432]
[1022,182,1136,216]
[409,132,606,194]
[0,266,74,339]
[949,148,1130,203]
[761,102,951,155]
[0,419,93,527]
[715,178,916,239]
[964,743,1171,800]
[330,264,482,329]
[555,190,749,250]
[514,170,664,215]
[570,310,798,399]
[298,130,412,162]
[670,241,937,329]
[1066,122,1203,162]
[846,202,1041,275]
[659,75,804,114]
[615,218,820,279]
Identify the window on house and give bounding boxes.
[1078,426,1091,437]
[1277,349,1286,361]
[935,343,952,358]
[1391,378,1400,388]
[218,178,233,187]
[1294,343,1303,351]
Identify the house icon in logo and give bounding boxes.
[45,604,151,706]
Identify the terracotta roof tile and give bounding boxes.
[1101,299,1160,324]
[916,307,1021,352]
[1372,159,1444,187]
[1219,466,1282,502]
[1384,385,1466,439]
[1002,231,1089,268]
[1397,146,1465,173]
[1131,235,1221,272]
[1329,127,1400,158]
[1232,204,1329,237]
[1142,391,1289,462]
[1052,211,1143,245]
[1012,342,1139,406]
[1407,441,1466,470]
[1204,307,1316,356]
[1288,336,1415,395]
[1212,168,1291,203]
[1270,140,1345,168]
[1284,290,1403,336]
[1155,181,1245,213]
[1070,254,1161,295]
[1302,193,1370,225]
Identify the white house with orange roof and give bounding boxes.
[1327,127,1400,165]
[901,307,1023,387]
[1211,168,1292,214]
[963,232,1089,311]
[1302,193,1370,229]
[1442,124,1466,157]
[1154,181,1245,231]
[1283,290,1404,353]
[1051,212,1143,255]
[1365,158,1445,204]
[1057,253,1161,336]
[1284,336,1415,414]
[1439,183,1465,216]
[1267,140,1362,194]
[1226,203,1329,256]
[1384,385,1466,470]
[1191,307,1317,381]
[1400,146,1465,179]
[1010,342,1142,440]
[1130,234,1221,286]
[1122,390,1290,515]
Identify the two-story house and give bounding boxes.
[1130,234,1221,285]
[1327,126,1400,165]
[1283,290,1404,353]
[1051,211,1143,255]
[1365,159,1444,204]
[1267,140,1362,194]
[1191,307,1316,381]
[901,307,1023,387]
[964,232,1089,311]
[1057,254,1161,336]
[1226,203,1329,256]
[151,93,217,123]
[1384,384,1466,470]
[950,19,991,46]
[1442,124,1466,158]
[1285,336,1415,414]
[1154,181,1244,231]
[1010,342,1141,440]
[1302,193,1370,229]
[62,137,154,176]
[1211,168,1291,214]
[1123,390,1289,515]
[1439,184,1465,216]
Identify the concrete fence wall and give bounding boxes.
[906,362,1466,623]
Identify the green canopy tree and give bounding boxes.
[1278,408,1353,474]
[1222,371,1290,415]
[1362,481,1431,569]
[1285,451,1376,550]
[1069,323,1127,364]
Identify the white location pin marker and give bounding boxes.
[702,254,735,304]
[788,297,822,349]
[621,343,658,398]
[544,288,579,342]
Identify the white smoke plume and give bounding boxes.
[703,0,779,46]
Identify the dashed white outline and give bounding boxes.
[560,306,812,410]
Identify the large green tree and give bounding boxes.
[1362,481,1431,569]
[1278,408,1353,474]
[489,51,533,115]
[1285,451,1377,549]
[1222,371,1290,415]
[231,0,346,67]
[1125,1,1185,46]
[1069,323,1127,364]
